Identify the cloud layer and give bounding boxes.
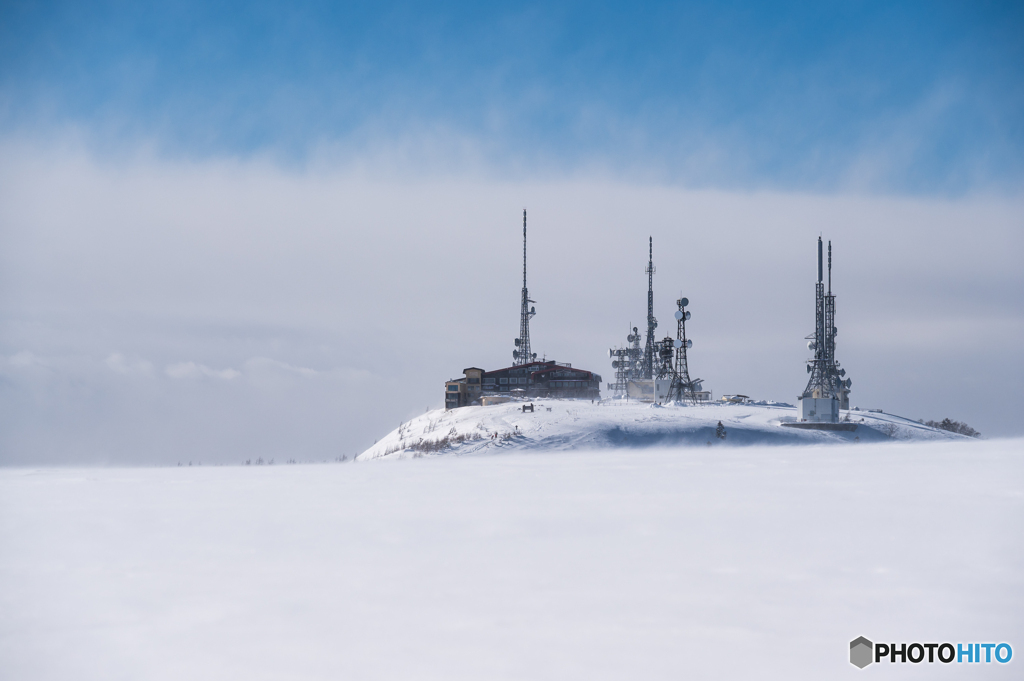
[1,144,1021,464]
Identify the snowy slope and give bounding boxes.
[359,399,964,460]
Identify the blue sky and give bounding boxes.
[2,0,1022,192]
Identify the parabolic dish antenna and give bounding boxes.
[685,311,691,320]
[674,310,683,320]
[680,297,689,307]
[673,339,682,348]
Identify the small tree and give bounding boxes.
[925,418,981,438]
[716,421,727,440]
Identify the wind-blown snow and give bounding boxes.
[359,400,963,460]
[1,438,1020,680]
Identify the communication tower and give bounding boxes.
[667,297,702,403]
[800,237,851,421]
[642,237,658,379]
[512,209,538,365]
[608,325,644,395]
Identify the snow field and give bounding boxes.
[1,438,1020,680]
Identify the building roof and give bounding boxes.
[482,361,557,376]
[532,365,592,378]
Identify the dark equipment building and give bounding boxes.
[445,361,602,409]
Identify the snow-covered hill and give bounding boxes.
[358,399,963,460]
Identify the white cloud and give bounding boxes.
[243,357,318,377]
[104,353,153,376]
[164,361,240,380]
[9,351,46,368]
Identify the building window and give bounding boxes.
[447,385,459,392]
[499,377,508,384]
[484,377,495,384]
[468,378,480,384]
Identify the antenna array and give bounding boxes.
[608,236,705,403]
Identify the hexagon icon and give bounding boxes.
[850,637,873,668]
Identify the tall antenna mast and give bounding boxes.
[513,209,537,366]
[801,236,850,421]
[643,236,657,380]
[828,240,832,294]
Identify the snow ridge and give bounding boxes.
[358,400,964,461]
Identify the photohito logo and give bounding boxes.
[849,637,1012,668]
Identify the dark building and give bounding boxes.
[445,361,602,409]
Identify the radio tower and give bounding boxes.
[668,297,702,403]
[801,237,850,420]
[642,237,657,379]
[513,209,537,366]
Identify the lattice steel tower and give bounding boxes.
[667,297,702,403]
[642,237,658,379]
[512,209,537,365]
[801,237,850,408]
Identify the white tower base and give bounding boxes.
[801,396,839,423]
